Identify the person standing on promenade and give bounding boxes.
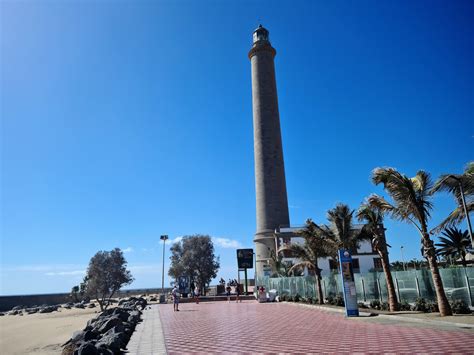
[194,285,200,304]
[235,283,241,303]
[172,285,180,311]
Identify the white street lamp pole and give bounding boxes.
[160,235,169,294]
[400,245,406,271]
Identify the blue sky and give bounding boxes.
[1,0,473,295]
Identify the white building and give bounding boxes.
[274,225,382,276]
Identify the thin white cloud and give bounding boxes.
[212,237,242,249]
[289,204,300,209]
[123,247,133,253]
[45,270,85,276]
[3,264,85,272]
[168,236,183,245]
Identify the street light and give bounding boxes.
[400,246,406,271]
[160,235,169,295]
[446,174,473,246]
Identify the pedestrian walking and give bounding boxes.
[172,285,180,311]
[226,283,232,302]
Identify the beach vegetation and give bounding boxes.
[168,235,220,296]
[82,248,133,311]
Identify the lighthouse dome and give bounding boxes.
[253,24,270,44]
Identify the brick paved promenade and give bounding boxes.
[127,300,473,354]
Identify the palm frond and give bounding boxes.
[435,227,472,259]
[430,202,474,234]
[289,261,318,274]
[371,168,434,231]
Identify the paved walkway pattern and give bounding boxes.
[127,301,473,354]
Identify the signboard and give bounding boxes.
[262,263,272,277]
[338,249,359,317]
[237,249,253,269]
[178,276,190,295]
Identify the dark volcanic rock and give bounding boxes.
[39,305,58,313]
[26,307,39,314]
[96,328,124,354]
[63,297,145,355]
[97,317,123,334]
[75,342,98,355]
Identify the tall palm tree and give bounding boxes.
[279,219,332,304]
[431,162,474,240]
[368,167,452,316]
[357,204,399,311]
[436,227,472,268]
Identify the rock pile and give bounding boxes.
[62,297,147,355]
[3,300,95,315]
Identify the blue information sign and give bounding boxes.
[338,249,359,317]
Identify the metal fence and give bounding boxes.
[258,267,474,306]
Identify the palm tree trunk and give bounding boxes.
[315,274,324,304]
[422,235,452,316]
[378,250,399,311]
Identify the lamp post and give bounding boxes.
[447,175,473,246]
[400,246,406,271]
[160,235,169,295]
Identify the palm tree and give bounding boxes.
[368,167,452,316]
[269,249,293,277]
[409,258,428,269]
[324,203,363,259]
[390,261,406,271]
[436,227,472,268]
[431,162,474,241]
[357,204,399,311]
[279,219,332,304]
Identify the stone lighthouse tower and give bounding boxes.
[249,25,290,278]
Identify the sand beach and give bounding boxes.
[0,307,97,355]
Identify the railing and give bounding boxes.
[257,267,474,306]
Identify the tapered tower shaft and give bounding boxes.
[249,25,290,278]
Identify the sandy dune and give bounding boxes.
[0,307,98,355]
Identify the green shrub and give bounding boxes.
[306,297,313,304]
[413,297,429,313]
[381,302,389,311]
[358,302,369,309]
[450,299,471,314]
[427,300,439,313]
[294,294,301,303]
[370,300,381,310]
[334,295,345,307]
[280,294,287,302]
[325,296,334,305]
[287,295,294,302]
[399,300,412,311]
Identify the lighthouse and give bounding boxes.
[249,25,290,278]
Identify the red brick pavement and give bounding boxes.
[159,301,473,354]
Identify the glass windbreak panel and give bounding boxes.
[376,272,388,302]
[354,273,365,302]
[439,268,471,306]
[393,270,421,302]
[363,272,382,302]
